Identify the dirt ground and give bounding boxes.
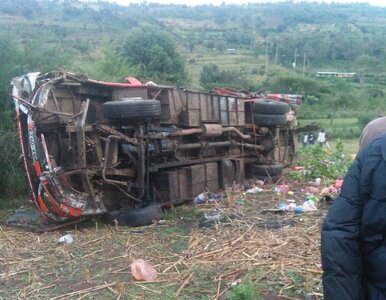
[0,181,328,300]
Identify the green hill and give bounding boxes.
[1,1,385,84]
[1,0,386,200]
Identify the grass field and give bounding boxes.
[182,48,267,89]
[298,118,359,131]
[330,138,359,157]
[299,117,361,143]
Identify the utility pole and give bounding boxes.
[250,32,256,52]
[265,41,269,76]
[293,47,298,71]
[275,43,278,64]
[303,52,306,76]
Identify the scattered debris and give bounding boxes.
[321,186,338,194]
[198,208,236,228]
[294,206,303,214]
[57,234,74,245]
[262,208,289,214]
[276,203,296,211]
[304,186,320,194]
[275,193,319,214]
[203,208,224,222]
[302,199,317,211]
[245,187,264,194]
[293,166,305,171]
[193,191,223,204]
[309,178,322,187]
[335,179,344,189]
[130,259,158,282]
[272,184,289,193]
[256,219,297,229]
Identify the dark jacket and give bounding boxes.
[322,134,386,299]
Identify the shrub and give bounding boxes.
[357,112,381,130]
[289,140,351,182]
[199,63,251,90]
[329,127,362,139]
[229,283,261,300]
[0,110,27,202]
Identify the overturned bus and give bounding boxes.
[11,71,299,226]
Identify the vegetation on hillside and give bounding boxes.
[0,35,28,202]
[289,140,351,183]
[122,25,187,84]
[1,0,386,202]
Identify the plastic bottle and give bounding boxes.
[302,199,317,211]
[294,207,303,214]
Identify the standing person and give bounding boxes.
[359,116,386,151]
[303,132,309,146]
[317,128,326,146]
[321,134,386,299]
[308,132,315,145]
[324,130,330,149]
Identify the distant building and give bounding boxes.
[316,71,356,78]
[336,72,356,78]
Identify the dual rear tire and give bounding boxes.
[252,99,290,126]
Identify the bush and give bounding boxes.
[199,63,251,90]
[228,283,261,300]
[289,140,351,182]
[0,35,28,205]
[357,112,380,130]
[329,127,362,139]
[267,74,323,96]
[121,25,187,85]
[0,110,27,201]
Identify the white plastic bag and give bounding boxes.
[57,234,74,245]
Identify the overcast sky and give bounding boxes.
[106,0,386,7]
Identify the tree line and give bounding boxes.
[1,0,386,203]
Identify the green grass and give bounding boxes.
[298,117,358,128]
[299,117,361,140]
[228,282,261,300]
[163,205,203,222]
[330,138,359,157]
[300,138,358,158]
[183,48,267,89]
[299,116,360,156]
